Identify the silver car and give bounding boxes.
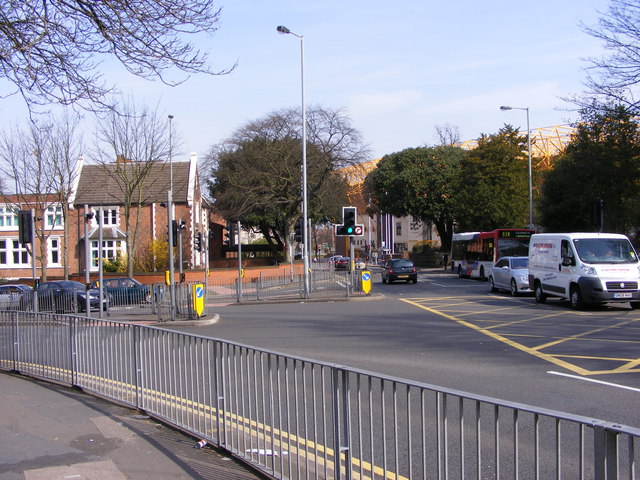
[0,284,32,310]
[489,256,530,296]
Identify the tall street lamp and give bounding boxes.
[167,114,176,319]
[500,105,533,228]
[277,25,310,298]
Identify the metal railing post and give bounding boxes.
[594,423,619,480]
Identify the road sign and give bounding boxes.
[361,270,371,295]
[192,283,205,317]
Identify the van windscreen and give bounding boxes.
[573,238,638,264]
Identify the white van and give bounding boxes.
[528,233,640,310]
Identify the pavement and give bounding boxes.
[0,371,269,480]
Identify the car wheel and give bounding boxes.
[510,279,518,297]
[412,278,417,284]
[489,276,497,292]
[534,281,547,304]
[631,302,640,309]
[570,285,585,310]
[388,277,394,285]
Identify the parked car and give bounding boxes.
[335,257,351,270]
[89,277,153,306]
[0,284,32,310]
[381,259,418,284]
[489,256,530,296]
[21,280,109,313]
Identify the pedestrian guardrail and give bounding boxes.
[1,311,637,479]
[206,269,366,303]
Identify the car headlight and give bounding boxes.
[580,264,597,276]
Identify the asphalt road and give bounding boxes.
[171,268,640,430]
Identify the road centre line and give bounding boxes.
[548,371,640,393]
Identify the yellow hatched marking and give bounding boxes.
[401,298,592,376]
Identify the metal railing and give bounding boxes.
[206,269,366,303]
[1,311,637,479]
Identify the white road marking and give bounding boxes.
[548,371,640,393]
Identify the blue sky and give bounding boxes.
[0,0,611,161]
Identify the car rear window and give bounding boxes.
[392,260,413,267]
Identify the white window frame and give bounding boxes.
[45,205,64,230]
[92,207,119,227]
[90,239,125,270]
[0,206,19,231]
[0,238,31,268]
[48,237,61,266]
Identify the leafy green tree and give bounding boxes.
[539,104,640,233]
[364,145,466,251]
[452,126,529,231]
[206,107,367,260]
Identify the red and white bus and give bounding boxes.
[451,229,535,279]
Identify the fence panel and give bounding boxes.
[1,310,638,480]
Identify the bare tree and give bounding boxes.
[580,0,640,109]
[0,114,83,281]
[0,1,233,111]
[206,106,369,262]
[434,124,461,146]
[93,99,172,277]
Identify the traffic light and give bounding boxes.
[171,220,178,247]
[223,223,233,246]
[294,220,302,243]
[343,207,356,235]
[335,206,363,236]
[194,232,202,252]
[18,210,33,244]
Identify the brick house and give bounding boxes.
[0,153,214,283]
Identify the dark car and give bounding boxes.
[89,277,152,306]
[22,280,109,313]
[335,257,351,270]
[381,259,418,284]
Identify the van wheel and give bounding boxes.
[570,285,585,310]
[510,279,518,296]
[534,282,547,304]
[479,266,486,281]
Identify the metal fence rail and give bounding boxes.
[206,270,365,303]
[1,311,638,479]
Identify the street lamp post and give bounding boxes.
[277,25,310,298]
[500,105,533,228]
[167,114,176,320]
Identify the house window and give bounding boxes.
[45,205,64,229]
[0,239,30,267]
[92,207,119,227]
[396,222,402,236]
[11,240,29,266]
[91,239,124,268]
[0,206,18,230]
[49,238,61,266]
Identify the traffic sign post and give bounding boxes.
[361,270,371,295]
